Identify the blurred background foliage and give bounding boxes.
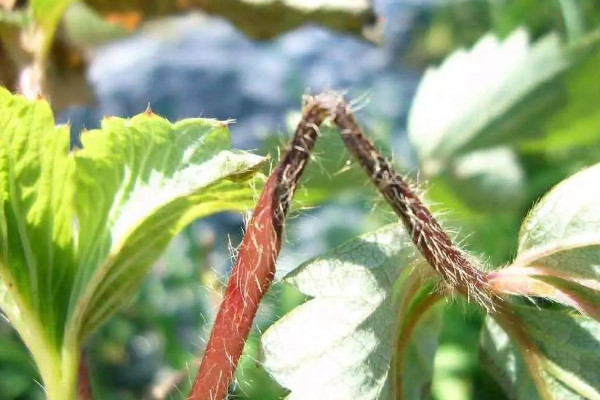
[1,0,600,399]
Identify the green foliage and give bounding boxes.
[2,3,600,397]
[481,163,600,399]
[0,88,264,400]
[482,306,600,399]
[262,25,600,400]
[408,29,570,211]
[516,162,600,280]
[68,114,264,344]
[409,29,568,167]
[262,223,441,400]
[408,21,600,215]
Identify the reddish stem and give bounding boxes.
[330,101,492,308]
[189,92,493,399]
[188,100,328,400]
[188,175,280,400]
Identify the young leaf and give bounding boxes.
[408,28,569,173]
[0,88,76,348]
[516,162,600,278]
[481,305,600,400]
[66,113,265,343]
[0,88,264,400]
[261,223,442,400]
[489,162,600,310]
[483,162,600,399]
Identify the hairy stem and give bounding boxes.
[324,93,491,308]
[191,92,492,399]
[188,101,330,400]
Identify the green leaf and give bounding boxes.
[514,162,600,281]
[408,28,569,173]
[0,87,76,347]
[519,35,600,159]
[484,162,600,399]
[0,88,264,399]
[0,87,78,399]
[66,112,265,343]
[487,161,600,329]
[481,305,600,400]
[261,223,441,400]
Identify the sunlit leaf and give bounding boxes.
[484,162,600,399]
[262,223,441,400]
[0,88,76,347]
[67,113,265,342]
[408,28,569,173]
[0,88,264,399]
[514,162,600,280]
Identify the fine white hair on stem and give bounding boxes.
[299,92,497,311]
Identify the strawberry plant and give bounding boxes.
[1,2,600,397]
[204,29,600,400]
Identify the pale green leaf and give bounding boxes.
[484,162,600,399]
[481,306,600,400]
[0,87,76,347]
[514,162,600,280]
[66,112,264,342]
[0,88,264,398]
[261,223,441,400]
[408,28,569,173]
